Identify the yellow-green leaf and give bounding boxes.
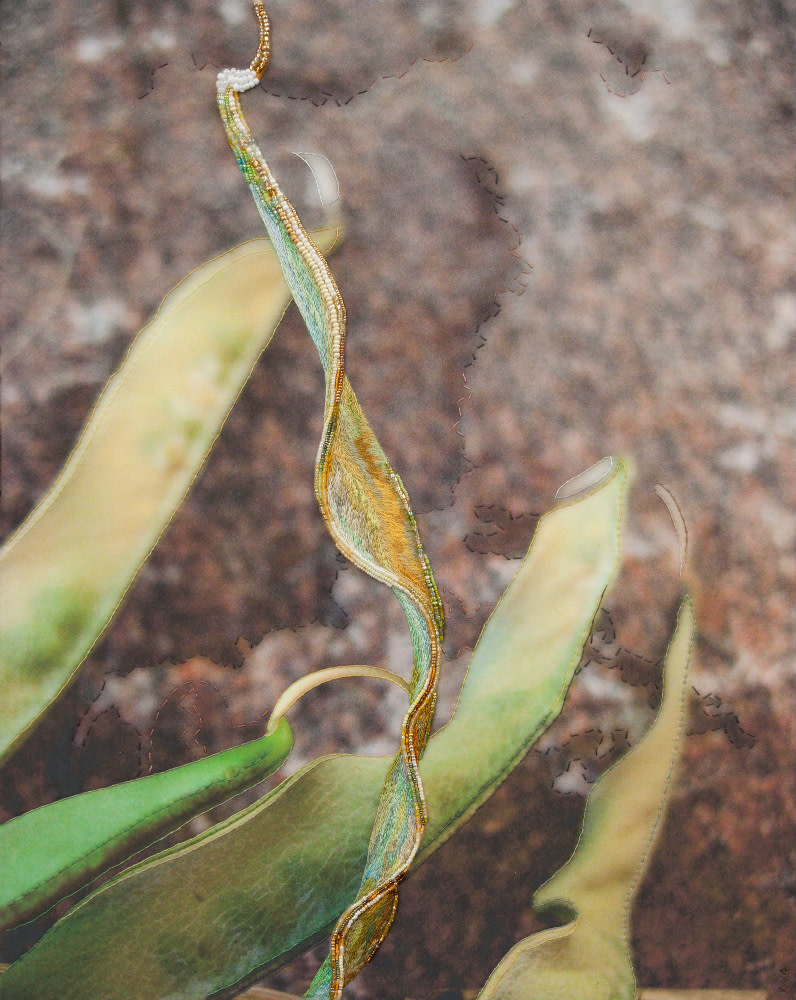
[475,596,695,1000]
[0,231,338,765]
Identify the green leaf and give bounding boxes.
[0,717,293,932]
[1,461,625,1000]
[475,595,695,1000]
[0,231,339,765]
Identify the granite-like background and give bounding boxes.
[1,0,794,996]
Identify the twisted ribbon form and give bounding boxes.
[216,5,444,996]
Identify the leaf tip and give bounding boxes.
[554,455,623,504]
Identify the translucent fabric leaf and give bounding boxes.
[0,462,626,1000]
[0,717,292,932]
[216,8,443,995]
[0,232,338,766]
[476,596,695,1000]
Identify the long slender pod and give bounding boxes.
[216,5,444,996]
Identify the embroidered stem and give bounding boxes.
[216,5,443,997]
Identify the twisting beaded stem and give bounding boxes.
[216,4,443,998]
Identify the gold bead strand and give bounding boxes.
[249,0,271,77]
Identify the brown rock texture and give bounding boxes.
[1,0,794,996]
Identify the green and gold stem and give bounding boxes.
[216,4,444,996]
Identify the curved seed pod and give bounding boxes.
[216,9,445,995]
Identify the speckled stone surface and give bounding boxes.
[1,0,794,996]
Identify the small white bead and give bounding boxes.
[216,67,259,94]
[216,69,260,94]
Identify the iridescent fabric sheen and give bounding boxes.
[216,5,444,996]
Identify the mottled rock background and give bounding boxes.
[1,0,794,996]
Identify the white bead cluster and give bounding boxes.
[216,67,259,94]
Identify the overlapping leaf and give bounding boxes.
[1,461,626,1000]
[476,596,695,1000]
[0,232,338,765]
[0,717,293,932]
